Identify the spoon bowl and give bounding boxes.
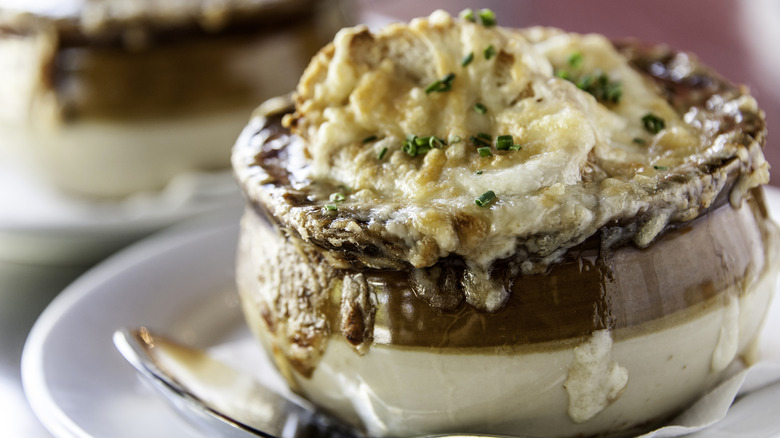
[113,327,360,438]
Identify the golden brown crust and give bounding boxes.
[232,18,773,376]
[235,31,767,271]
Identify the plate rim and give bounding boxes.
[21,210,242,438]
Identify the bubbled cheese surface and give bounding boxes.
[281,10,767,307]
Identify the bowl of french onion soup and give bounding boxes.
[231,9,779,438]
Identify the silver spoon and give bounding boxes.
[113,327,360,438]
[114,327,525,438]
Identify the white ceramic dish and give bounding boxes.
[21,209,251,438]
[0,153,243,266]
[21,189,780,438]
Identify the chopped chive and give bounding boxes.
[324,204,338,211]
[509,143,522,151]
[495,135,513,150]
[478,8,496,27]
[642,113,665,134]
[477,132,491,140]
[460,8,476,22]
[378,146,388,160]
[417,145,432,155]
[576,73,594,90]
[632,137,646,145]
[474,103,488,114]
[402,134,446,157]
[559,69,622,105]
[329,192,346,203]
[476,170,483,175]
[412,135,440,149]
[449,134,462,144]
[402,137,418,156]
[462,52,474,67]
[568,52,584,69]
[484,45,497,60]
[475,190,497,207]
[605,81,622,103]
[362,135,378,143]
[470,135,490,147]
[555,69,571,80]
[653,165,669,171]
[477,146,492,157]
[425,72,456,94]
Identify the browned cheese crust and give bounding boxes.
[232,14,771,376]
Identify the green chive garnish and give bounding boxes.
[653,165,669,171]
[477,147,492,157]
[402,134,447,157]
[576,74,594,90]
[555,69,571,80]
[568,52,584,69]
[470,135,490,147]
[495,135,513,150]
[484,45,496,60]
[329,192,346,203]
[425,72,456,94]
[414,135,441,150]
[642,113,666,134]
[509,143,522,151]
[478,8,496,26]
[605,82,622,103]
[475,190,497,207]
[632,137,646,145]
[477,132,491,140]
[476,170,483,175]
[558,69,622,105]
[474,103,488,114]
[324,204,338,211]
[377,147,388,160]
[578,73,622,104]
[462,52,474,67]
[402,136,418,156]
[362,135,378,143]
[460,8,476,22]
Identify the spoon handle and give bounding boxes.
[113,327,360,438]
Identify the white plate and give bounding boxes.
[21,189,780,438]
[0,160,243,266]
[22,210,251,438]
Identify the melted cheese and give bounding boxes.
[564,330,628,423]
[282,10,768,310]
